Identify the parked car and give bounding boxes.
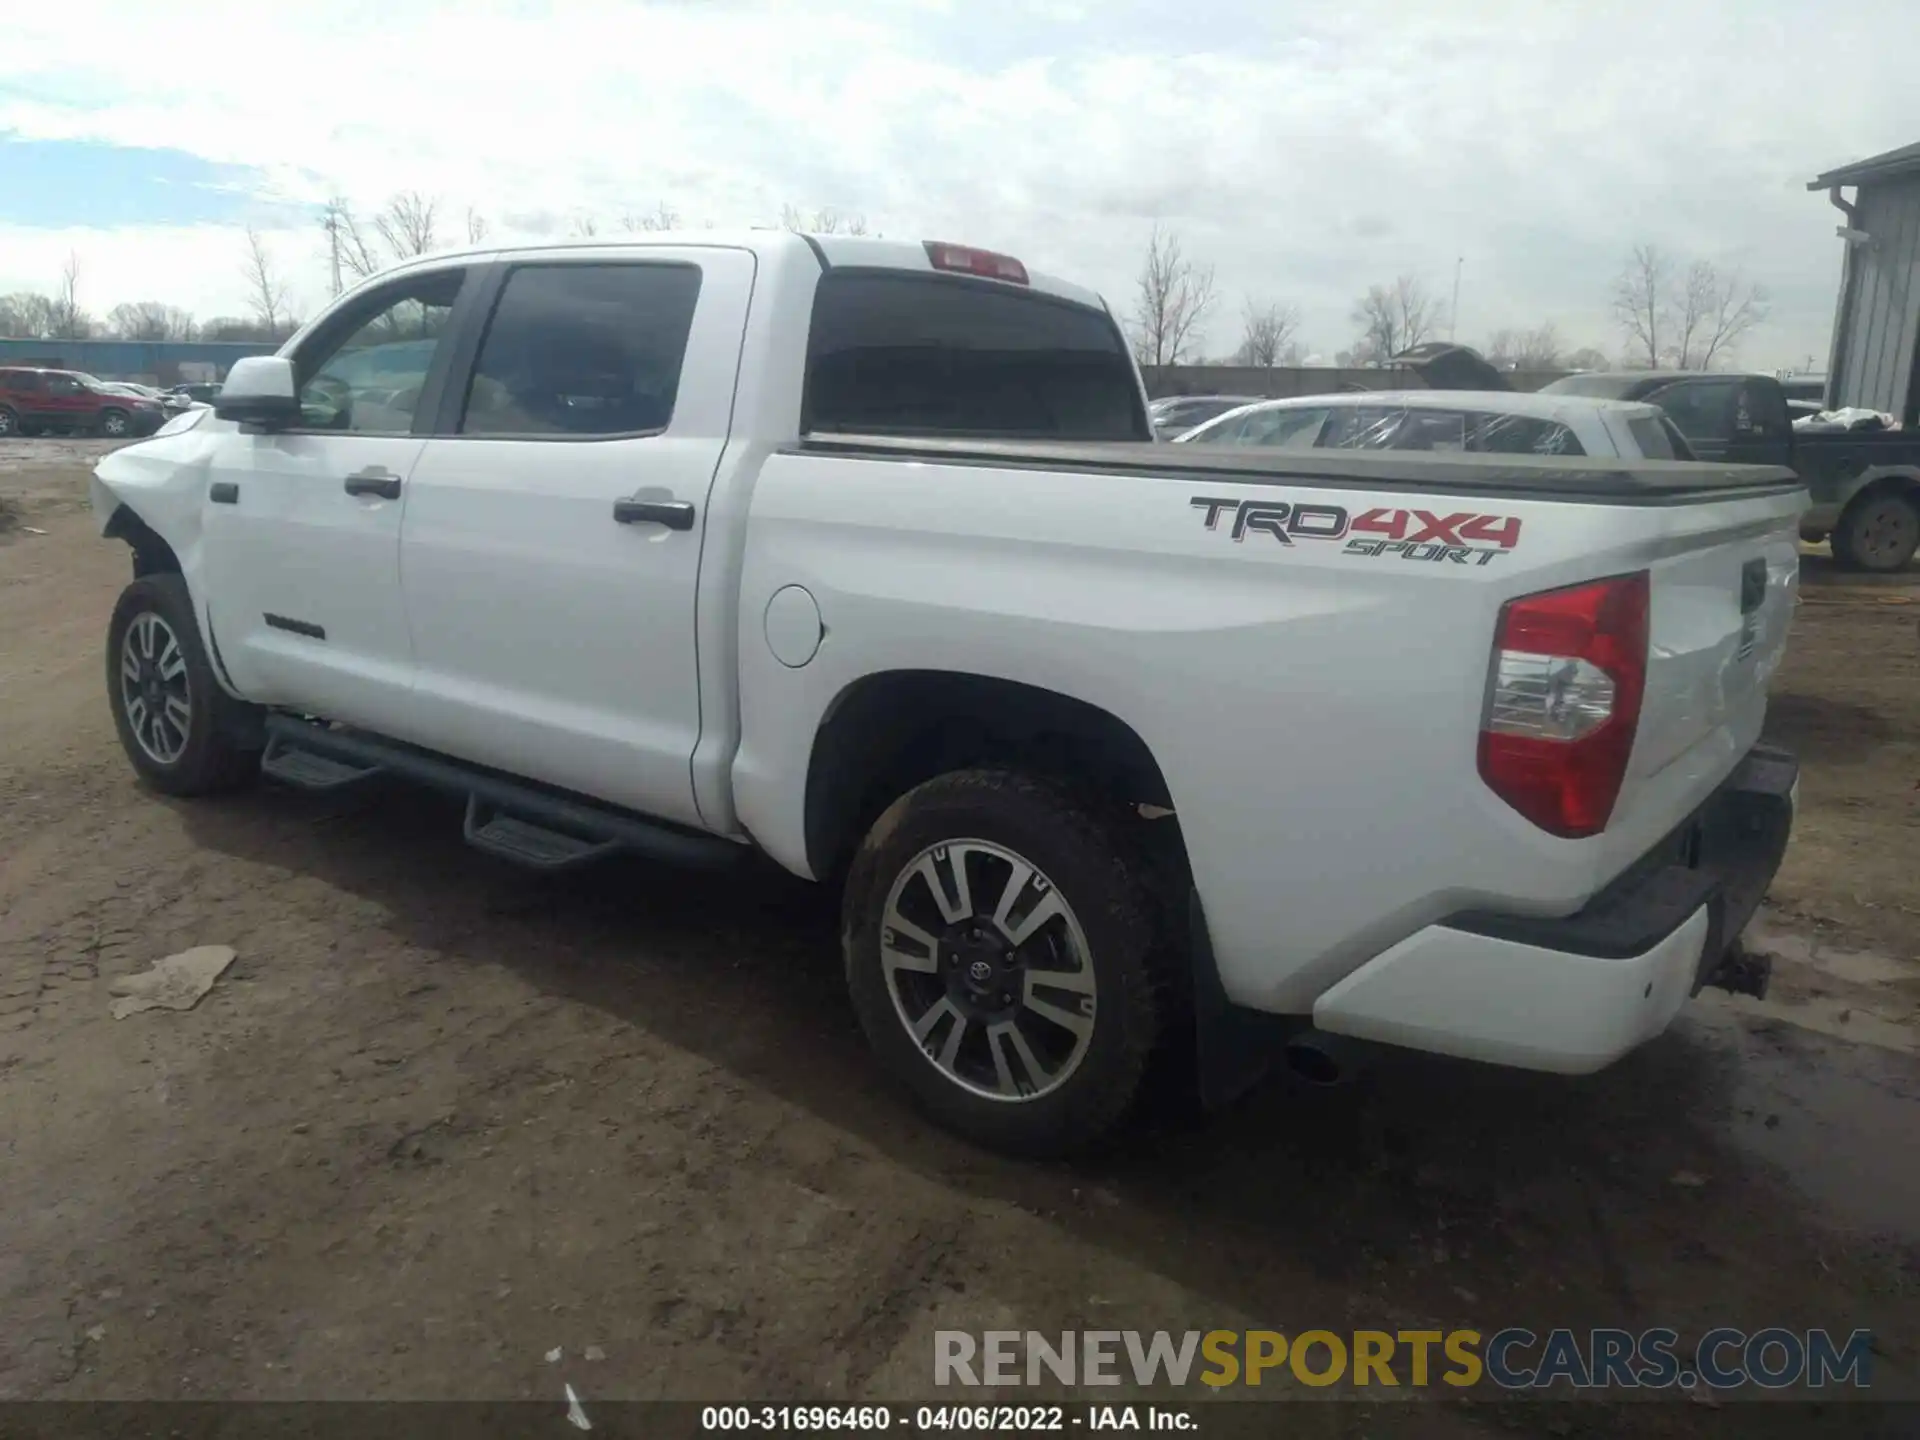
[168,383,224,405]
[91,232,1802,1156]
[1543,371,1920,571]
[0,367,169,438]
[1148,393,1263,440]
[1175,389,1695,461]
[95,381,192,415]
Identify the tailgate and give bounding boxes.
[1596,486,1804,881]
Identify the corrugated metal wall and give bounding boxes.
[0,338,275,383]
[1829,175,1920,421]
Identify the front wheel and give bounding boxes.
[1832,490,1920,573]
[98,408,131,438]
[842,769,1167,1157]
[106,574,260,795]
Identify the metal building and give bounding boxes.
[1811,140,1920,426]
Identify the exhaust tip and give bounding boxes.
[1283,1036,1346,1087]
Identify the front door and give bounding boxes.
[197,265,472,737]
[400,249,753,829]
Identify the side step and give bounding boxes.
[462,797,622,872]
[261,714,740,872]
[260,733,386,791]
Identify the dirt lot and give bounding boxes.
[2,439,1917,1431]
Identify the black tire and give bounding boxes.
[0,406,18,438]
[841,768,1167,1157]
[106,574,260,795]
[1831,489,1920,573]
[97,407,132,439]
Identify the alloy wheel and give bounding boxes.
[879,839,1098,1102]
[120,612,192,765]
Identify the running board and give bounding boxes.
[261,715,739,872]
[463,797,623,872]
[260,733,386,791]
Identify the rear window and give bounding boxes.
[1628,416,1677,459]
[803,271,1147,441]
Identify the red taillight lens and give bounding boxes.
[923,241,1029,285]
[1477,571,1650,838]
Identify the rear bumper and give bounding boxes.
[1313,744,1798,1073]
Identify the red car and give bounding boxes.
[0,367,169,439]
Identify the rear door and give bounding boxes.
[398,248,753,829]
[42,373,97,431]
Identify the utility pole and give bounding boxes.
[322,199,345,298]
[1449,256,1464,342]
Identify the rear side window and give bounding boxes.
[1468,413,1585,456]
[1323,406,1408,449]
[1651,379,1739,443]
[1395,410,1468,451]
[803,271,1147,440]
[1628,416,1677,459]
[461,263,701,437]
[3,370,44,392]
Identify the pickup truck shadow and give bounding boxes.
[176,784,1915,1359]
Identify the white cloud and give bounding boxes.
[1,0,1912,368]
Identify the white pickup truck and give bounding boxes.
[91,232,1804,1156]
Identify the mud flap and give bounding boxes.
[1189,886,1288,1109]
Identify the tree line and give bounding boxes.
[0,192,872,349]
[2,200,1769,377]
[1127,225,1771,374]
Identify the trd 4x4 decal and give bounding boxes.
[1191,496,1523,566]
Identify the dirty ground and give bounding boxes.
[2,440,1916,1435]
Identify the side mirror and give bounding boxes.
[212,356,300,429]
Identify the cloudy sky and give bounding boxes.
[0,0,1910,369]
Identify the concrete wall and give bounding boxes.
[1827,173,1920,425]
[0,339,277,385]
[1142,365,1572,398]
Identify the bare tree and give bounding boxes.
[781,204,870,236]
[323,197,386,288]
[1610,244,1769,370]
[465,208,489,244]
[1563,346,1612,373]
[0,292,59,338]
[242,227,294,339]
[374,191,439,259]
[622,201,681,232]
[1349,275,1436,365]
[1235,300,1303,368]
[1129,223,1217,370]
[570,213,601,239]
[1484,322,1564,371]
[107,302,197,341]
[1676,260,1769,369]
[1610,244,1671,368]
[50,252,91,339]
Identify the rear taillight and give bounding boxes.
[1477,571,1650,838]
[923,241,1029,285]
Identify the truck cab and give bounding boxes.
[1543,370,1920,570]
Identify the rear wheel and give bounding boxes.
[1832,490,1920,573]
[0,406,18,438]
[98,408,132,438]
[107,574,260,795]
[842,769,1167,1157]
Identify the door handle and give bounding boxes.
[344,470,402,500]
[210,481,240,505]
[612,498,696,530]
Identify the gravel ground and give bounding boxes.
[1,439,1916,1433]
